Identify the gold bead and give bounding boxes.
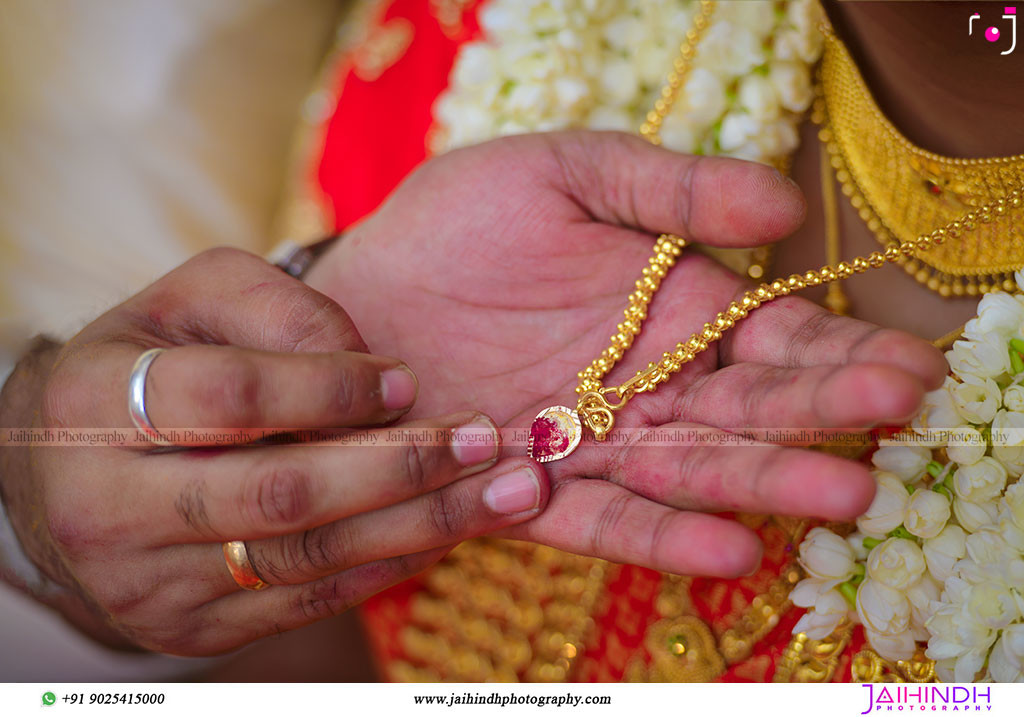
[883,244,901,261]
[867,251,885,268]
[979,281,992,294]
[980,212,993,223]
[803,270,822,285]
[1004,278,1017,292]
[915,268,931,283]
[966,282,979,296]
[938,283,952,298]
[770,280,788,294]
[949,220,963,236]
[836,261,853,277]
[900,242,916,257]
[952,281,965,296]
[914,237,931,251]
[927,276,941,291]
[851,257,869,272]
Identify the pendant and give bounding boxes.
[527,405,582,463]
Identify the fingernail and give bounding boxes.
[452,418,499,475]
[484,467,540,515]
[381,367,418,411]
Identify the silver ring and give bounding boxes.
[128,348,170,446]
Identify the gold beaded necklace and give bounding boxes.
[814,21,1024,300]
[526,1,1024,463]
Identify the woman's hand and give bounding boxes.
[307,130,949,578]
[0,248,549,655]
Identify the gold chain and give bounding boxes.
[564,0,1024,447]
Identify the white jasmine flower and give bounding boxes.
[585,105,633,132]
[856,578,911,635]
[974,291,1024,337]
[718,111,760,153]
[922,525,967,583]
[911,378,966,445]
[988,624,1024,682]
[953,457,1008,504]
[846,531,871,561]
[871,444,930,483]
[798,527,857,585]
[682,68,727,126]
[751,120,799,158]
[925,600,997,682]
[791,584,849,640]
[737,73,780,122]
[866,538,926,590]
[952,497,1000,533]
[966,581,1020,630]
[905,489,951,539]
[906,575,941,641]
[857,472,910,538]
[598,57,638,107]
[769,61,813,112]
[1004,384,1024,412]
[658,113,697,153]
[950,375,1001,424]
[947,335,1011,381]
[717,0,775,33]
[1002,481,1024,530]
[992,409,1024,473]
[945,426,987,467]
[865,627,917,662]
[699,22,764,77]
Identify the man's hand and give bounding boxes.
[307,131,948,578]
[0,248,550,655]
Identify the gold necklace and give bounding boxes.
[526,1,1024,463]
[814,21,1024,299]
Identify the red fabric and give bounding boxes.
[317,0,482,231]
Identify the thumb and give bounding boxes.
[537,130,807,246]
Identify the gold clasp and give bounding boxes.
[577,386,638,441]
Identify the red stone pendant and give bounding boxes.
[527,406,582,463]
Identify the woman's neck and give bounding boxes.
[825,0,1024,158]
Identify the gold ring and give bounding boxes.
[222,540,270,591]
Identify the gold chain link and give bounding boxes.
[574,0,1024,442]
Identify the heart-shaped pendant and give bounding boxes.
[527,406,582,462]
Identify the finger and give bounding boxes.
[560,423,876,521]
[496,478,763,578]
[717,294,947,390]
[118,246,367,353]
[203,460,547,590]
[536,131,806,246]
[183,547,450,656]
[87,343,420,442]
[674,362,927,434]
[135,412,502,543]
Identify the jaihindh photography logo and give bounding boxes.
[860,684,993,713]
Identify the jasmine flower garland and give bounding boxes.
[794,270,1024,683]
